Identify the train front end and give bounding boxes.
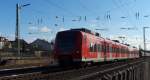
[54,30,82,66]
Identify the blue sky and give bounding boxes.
[0,0,150,48]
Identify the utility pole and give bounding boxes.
[15,3,30,58]
[143,27,150,56]
[143,27,146,52]
[16,3,20,57]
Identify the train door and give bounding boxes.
[103,41,107,61]
[97,43,101,61]
[112,44,116,60]
[109,44,113,60]
[82,34,87,58]
[106,43,110,60]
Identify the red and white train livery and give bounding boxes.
[54,28,139,65]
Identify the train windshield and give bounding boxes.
[56,31,79,52]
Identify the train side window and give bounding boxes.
[112,47,115,53]
[116,48,118,53]
[121,48,123,53]
[89,43,97,52]
[102,45,105,52]
[120,48,121,53]
[101,45,103,52]
[109,45,112,53]
[107,46,109,52]
[124,49,125,53]
[114,48,116,53]
[117,48,119,53]
[94,44,97,52]
[123,48,124,53]
[89,43,93,52]
[123,49,125,53]
[98,44,101,52]
[113,47,115,53]
[106,45,108,52]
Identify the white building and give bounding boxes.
[0,37,11,50]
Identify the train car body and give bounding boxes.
[54,28,139,65]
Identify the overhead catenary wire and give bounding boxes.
[28,0,142,31]
[120,0,144,35]
[112,0,136,27]
[78,0,98,15]
[78,0,107,26]
[43,0,77,17]
[42,0,85,27]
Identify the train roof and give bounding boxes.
[70,28,102,37]
[57,28,138,49]
[70,28,95,35]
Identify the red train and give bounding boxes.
[54,28,139,66]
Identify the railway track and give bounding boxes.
[47,58,144,80]
[74,59,145,80]
[0,57,146,80]
[0,65,61,77]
